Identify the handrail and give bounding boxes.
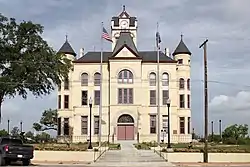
[93,141,109,162]
[153,142,168,161]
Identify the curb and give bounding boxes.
[173,162,250,167]
[31,160,92,165]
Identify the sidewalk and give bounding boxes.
[173,162,250,166]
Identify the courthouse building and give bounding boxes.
[57,6,192,143]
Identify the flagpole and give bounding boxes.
[156,22,161,145]
[99,22,104,147]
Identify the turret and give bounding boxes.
[173,34,191,65]
[58,35,76,61]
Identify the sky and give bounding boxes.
[0,0,250,136]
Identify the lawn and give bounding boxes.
[134,142,250,153]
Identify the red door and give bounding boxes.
[117,125,134,140]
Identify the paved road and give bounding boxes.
[87,141,174,167]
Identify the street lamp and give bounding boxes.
[20,121,23,133]
[7,119,10,135]
[167,99,171,148]
[88,97,93,149]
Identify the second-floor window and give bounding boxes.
[81,91,88,106]
[63,118,69,135]
[94,116,99,134]
[150,90,156,105]
[187,78,190,90]
[64,77,69,90]
[179,78,185,89]
[118,69,133,84]
[118,88,133,104]
[64,95,69,109]
[94,90,100,105]
[187,94,190,108]
[180,117,185,134]
[94,72,101,86]
[162,90,169,105]
[180,94,185,108]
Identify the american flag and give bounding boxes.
[102,27,112,42]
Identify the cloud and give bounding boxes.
[1,0,250,135]
[210,91,250,114]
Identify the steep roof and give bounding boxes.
[58,39,76,56]
[112,31,139,57]
[172,35,191,56]
[74,51,176,63]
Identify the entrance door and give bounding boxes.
[117,114,135,140]
[117,125,134,140]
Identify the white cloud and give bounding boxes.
[210,91,250,115]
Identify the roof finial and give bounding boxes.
[65,34,68,42]
[123,5,126,11]
[181,33,183,40]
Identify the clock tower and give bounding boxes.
[111,5,138,51]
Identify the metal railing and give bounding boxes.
[153,142,168,161]
[93,142,109,162]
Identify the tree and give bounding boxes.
[33,108,57,131]
[0,129,8,137]
[222,124,249,144]
[11,126,19,137]
[25,131,34,139]
[0,13,72,121]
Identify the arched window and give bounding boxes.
[162,72,169,86]
[149,72,156,86]
[118,69,133,84]
[179,78,185,89]
[187,78,190,90]
[81,73,88,86]
[94,72,101,86]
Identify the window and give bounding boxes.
[162,115,168,133]
[187,78,190,90]
[179,78,185,89]
[58,82,61,91]
[94,90,100,105]
[187,94,190,108]
[150,90,156,105]
[94,116,99,134]
[64,95,69,109]
[58,95,61,109]
[118,88,133,104]
[64,77,69,90]
[118,69,133,84]
[149,72,156,86]
[94,72,101,86]
[57,117,61,136]
[81,73,88,86]
[179,94,185,108]
[81,116,88,135]
[178,59,183,64]
[150,115,156,134]
[162,72,169,86]
[81,91,88,106]
[180,117,185,134]
[162,90,169,105]
[64,118,69,136]
[188,117,191,134]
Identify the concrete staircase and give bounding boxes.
[88,141,174,167]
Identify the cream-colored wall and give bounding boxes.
[57,51,192,143]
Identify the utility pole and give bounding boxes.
[211,121,214,142]
[199,39,208,163]
[219,119,222,142]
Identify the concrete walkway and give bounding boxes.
[88,141,174,167]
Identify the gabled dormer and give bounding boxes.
[111,32,141,59]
